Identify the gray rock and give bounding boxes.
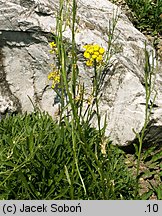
[0,0,162,146]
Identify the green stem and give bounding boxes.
[135,42,156,198]
[71,0,87,196]
[93,61,101,157]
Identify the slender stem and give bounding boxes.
[93,61,101,158]
[135,42,156,198]
[70,0,87,196]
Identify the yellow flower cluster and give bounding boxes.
[49,42,57,54]
[48,70,60,89]
[83,44,105,66]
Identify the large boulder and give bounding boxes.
[0,0,162,146]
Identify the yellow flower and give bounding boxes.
[49,50,55,54]
[83,45,88,49]
[94,51,99,56]
[86,59,93,66]
[48,71,60,89]
[84,51,91,59]
[49,42,56,48]
[48,72,55,80]
[92,54,97,59]
[83,43,105,66]
[93,44,100,51]
[87,48,94,54]
[96,55,103,62]
[49,42,57,54]
[54,74,60,82]
[99,47,105,54]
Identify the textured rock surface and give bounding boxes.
[0,0,162,145]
